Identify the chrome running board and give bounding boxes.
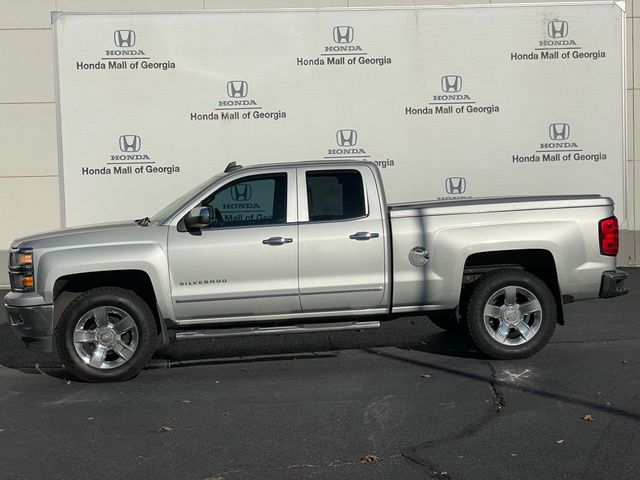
[174,320,380,340]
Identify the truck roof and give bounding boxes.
[222,159,376,173]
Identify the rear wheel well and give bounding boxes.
[462,249,564,325]
[53,270,162,333]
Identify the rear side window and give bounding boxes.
[306,170,366,222]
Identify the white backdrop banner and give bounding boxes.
[53,3,626,227]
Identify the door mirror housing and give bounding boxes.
[185,206,213,230]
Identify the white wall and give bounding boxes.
[1,0,638,286]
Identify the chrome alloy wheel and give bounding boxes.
[482,286,542,346]
[73,306,139,369]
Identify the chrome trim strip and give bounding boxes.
[392,305,452,313]
[175,291,299,304]
[300,286,384,296]
[175,320,381,340]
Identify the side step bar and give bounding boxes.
[175,320,381,340]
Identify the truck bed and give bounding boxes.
[388,195,612,218]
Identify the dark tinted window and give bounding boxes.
[306,170,365,222]
[204,173,287,227]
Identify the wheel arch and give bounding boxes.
[53,270,169,345]
[462,249,564,325]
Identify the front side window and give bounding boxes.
[306,170,366,222]
[203,173,287,228]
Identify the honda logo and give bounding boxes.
[119,135,141,153]
[441,75,462,93]
[227,80,248,98]
[336,129,357,147]
[549,123,570,141]
[114,30,136,48]
[445,177,466,195]
[547,20,568,39]
[231,184,252,201]
[333,26,354,44]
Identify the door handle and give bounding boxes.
[349,232,380,241]
[262,236,293,246]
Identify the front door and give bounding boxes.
[168,169,300,323]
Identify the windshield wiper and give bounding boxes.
[135,216,151,226]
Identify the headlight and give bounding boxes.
[9,247,34,292]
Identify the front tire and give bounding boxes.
[465,270,557,360]
[56,287,157,382]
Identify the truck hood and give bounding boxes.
[10,221,142,249]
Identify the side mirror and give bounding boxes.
[185,206,213,230]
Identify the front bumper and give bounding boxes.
[599,270,629,298]
[4,303,55,353]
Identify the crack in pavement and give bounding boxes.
[207,453,404,478]
[400,360,505,479]
[368,345,640,479]
[486,361,507,413]
[367,348,640,422]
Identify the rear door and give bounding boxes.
[297,165,388,314]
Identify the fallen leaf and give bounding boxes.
[359,454,381,464]
[158,426,173,432]
[420,374,432,379]
[555,439,565,444]
[582,414,594,422]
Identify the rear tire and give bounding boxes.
[55,287,157,382]
[465,269,556,360]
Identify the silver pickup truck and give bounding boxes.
[5,160,628,382]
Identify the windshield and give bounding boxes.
[150,173,224,224]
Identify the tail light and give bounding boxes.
[599,216,619,256]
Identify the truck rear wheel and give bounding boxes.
[465,269,556,359]
[55,287,157,382]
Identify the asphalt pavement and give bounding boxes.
[1,270,639,480]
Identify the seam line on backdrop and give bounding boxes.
[0,28,51,31]
[0,175,59,179]
[632,17,636,260]
[631,16,637,261]
[0,102,55,105]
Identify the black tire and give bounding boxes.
[55,287,157,382]
[428,309,464,334]
[465,269,557,360]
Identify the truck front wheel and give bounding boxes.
[55,287,157,382]
[465,270,557,359]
